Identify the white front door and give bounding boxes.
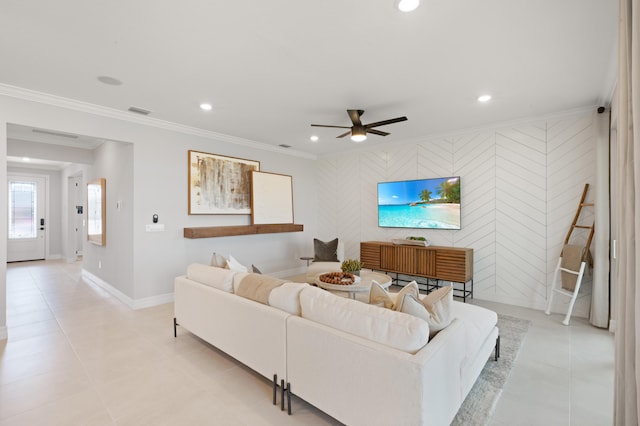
[7,175,47,262]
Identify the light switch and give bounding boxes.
[145,224,165,232]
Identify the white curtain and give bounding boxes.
[614,0,640,424]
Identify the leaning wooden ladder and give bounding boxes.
[545,183,595,325]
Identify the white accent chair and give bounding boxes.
[306,241,344,280]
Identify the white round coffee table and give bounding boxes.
[313,271,392,299]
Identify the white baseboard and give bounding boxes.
[130,293,174,310]
[82,269,174,310]
[46,254,62,260]
[0,326,7,340]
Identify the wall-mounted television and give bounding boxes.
[377,176,461,229]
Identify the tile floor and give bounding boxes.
[0,260,613,425]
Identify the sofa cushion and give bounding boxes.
[235,273,286,304]
[313,238,339,262]
[299,286,430,354]
[186,264,235,293]
[268,282,309,315]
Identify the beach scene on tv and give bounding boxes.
[378,177,461,229]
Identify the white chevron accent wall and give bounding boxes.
[316,111,598,315]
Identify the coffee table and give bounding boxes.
[313,270,392,299]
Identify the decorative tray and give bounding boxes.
[392,238,430,247]
[317,272,361,286]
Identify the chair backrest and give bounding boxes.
[336,242,344,262]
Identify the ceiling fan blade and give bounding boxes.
[365,116,408,129]
[336,131,351,138]
[347,109,363,126]
[310,124,351,129]
[367,129,390,137]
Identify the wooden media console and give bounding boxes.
[360,241,474,301]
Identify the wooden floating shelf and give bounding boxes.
[184,223,304,239]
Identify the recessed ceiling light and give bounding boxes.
[200,103,212,111]
[97,75,123,86]
[477,94,492,103]
[396,0,420,12]
[310,135,319,142]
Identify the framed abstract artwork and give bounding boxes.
[188,150,260,214]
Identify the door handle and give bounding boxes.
[40,218,45,230]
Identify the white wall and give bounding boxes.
[316,110,597,316]
[82,141,134,298]
[0,91,319,323]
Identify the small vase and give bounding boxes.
[352,270,360,277]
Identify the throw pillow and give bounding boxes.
[422,285,454,336]
[210,252,228,268]
[369,280,419,310]
[313,238,339,262]
[251,264,262,274]
[397,285,454,337]
[227,255,248,273]
[397,294,431,322]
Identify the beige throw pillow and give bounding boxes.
[210,252,228,268]
[397,285,454,337]
[369,281,419,310]
[422,285,454,335]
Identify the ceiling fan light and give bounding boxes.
[396,0,420,12]
[351,132,367,143]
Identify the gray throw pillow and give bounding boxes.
[314,238,339,262]
[252,264,262,274]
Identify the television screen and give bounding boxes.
[377,177,461,229]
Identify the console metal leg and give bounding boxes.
[173,318,178,338]
[287,382,292,415]
[495,335,500,361]
[280,379,285,411]
[273,374,277,405]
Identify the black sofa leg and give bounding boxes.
[287,382,292,415]
[173,317,178,338]
[495,335,500,361]
[273,375,278,405]
[280,379,285,411]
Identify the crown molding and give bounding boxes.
[0,84,317,160]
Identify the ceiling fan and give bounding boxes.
[311,109,408,142]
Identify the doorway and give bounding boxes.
[7,173,47,262]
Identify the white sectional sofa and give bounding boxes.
[174,264,499,426]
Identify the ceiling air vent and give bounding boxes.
[279,144,291,148]
[32,128,79,139]
[127,106,152,115]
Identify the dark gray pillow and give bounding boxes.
[314,238,339,262]
[252,264,262,274]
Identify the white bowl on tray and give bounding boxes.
[391,238,430,247]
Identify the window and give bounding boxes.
[9,181,37,239]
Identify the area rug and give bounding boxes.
[451,314,531,426]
